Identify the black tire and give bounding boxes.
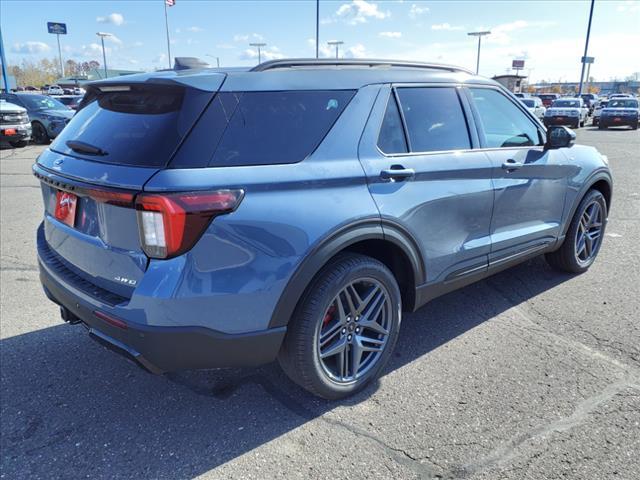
[31,122,49,144]
[580,118,585,127]
[632,122,638,130]
[545,189,607,274]
[573,121,580,129]
[599,124,607,130]
[278,253,401,400]
[9,140,28,148]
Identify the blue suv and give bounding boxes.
[35,59,613,399]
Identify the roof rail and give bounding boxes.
[251,58,473,74]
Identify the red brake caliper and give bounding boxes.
[323,305,336,327]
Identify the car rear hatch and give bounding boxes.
[35,71,225,300]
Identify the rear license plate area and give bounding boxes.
[54,190,78,227]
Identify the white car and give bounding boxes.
[46,85,64,96]
[543,97,589,129]
[72,87,85,95]
[520,97,546,121]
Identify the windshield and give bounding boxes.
[19,95,67,111]
[608,99,638,108]
[552,99,581,108]
[522,99,535,107]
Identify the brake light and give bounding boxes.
[135,190,244,259]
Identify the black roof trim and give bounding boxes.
[251,58,473,74]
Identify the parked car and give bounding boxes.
[520,97,546,121]
[62,88,74,95]
[33,58,612,399]
[537,93,560,107]
[46,85,64,96]
[609,93,632,98]
[579,93,598,115]
[591,99,609,126]
[598,97,639,129]
[514,92,531,98]
[72,87,85,95]
[0,99,32,147]
[0,93,74,144]
[55,95,84,111]
[544,97,588,128]
[25,86,38,91]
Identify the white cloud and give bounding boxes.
[240,46,284,61]
[233,33,264,43]
[344,43,368,58]
[336,0,390,25]
[96,13,125,26]
[186,26,204,32]
[11,41,51,54]
[80,43,110,58]
[431,23,465,31]
[153,53,167,64]
[307,38,334,58]
[409,3,429,19]
[379,31,402,38]
[132,41,144,48]
[216,43,235,50]
[487,20,556,45]
[617,1,640,12]
[103,34,123,46]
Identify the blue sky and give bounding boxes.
[1,0,639,82]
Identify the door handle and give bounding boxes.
[380,165,415,181]
[501,159,524,171]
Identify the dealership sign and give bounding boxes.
[512,59,525,69]
[47,22,67,35]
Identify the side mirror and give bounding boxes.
[545,125,576,149]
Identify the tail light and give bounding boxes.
[135,190,244,259]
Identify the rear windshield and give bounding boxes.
[552,99,581,108]
[608,99,638,108]
[51,84,212,167]
[171,90,355,168]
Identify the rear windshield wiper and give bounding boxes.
[66,140,108,156]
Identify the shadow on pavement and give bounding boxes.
[0,256,573,478]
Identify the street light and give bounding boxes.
[327,40,344,59]
[205,54,220,68]
[249,42,267,64]
[467,31,491,75]
[96,32,111,78]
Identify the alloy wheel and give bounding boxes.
[575,200,603,265]
[316,278,391,384]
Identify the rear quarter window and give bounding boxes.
[171,90,355,168]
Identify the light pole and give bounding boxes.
[249,42,267,64]
[315,0,320,59]
[327,40,344,59]
[96,32,111,78]
[578,0,596,95]
[467,31,491,75]
[206,54,220,68]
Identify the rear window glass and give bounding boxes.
[51,85,212,167]
[377,94,408,154]
[396,87,471,152]
[208,90,354,167]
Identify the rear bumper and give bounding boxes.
[544,117,580,127]
[599,116,638,127]
[39,252,287,374]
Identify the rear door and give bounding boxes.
[465,86,573,263]
[358,85,494,285]
[36,76,223,298]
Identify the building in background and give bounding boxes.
[492,74,528,93]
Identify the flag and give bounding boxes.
[166,0,175,6]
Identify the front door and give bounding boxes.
[465,87,573,263]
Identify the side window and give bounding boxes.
[469,88,542,148]
[377,93,408,154]
[396,87,471,153]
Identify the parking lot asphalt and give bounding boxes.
[1,127,639,480]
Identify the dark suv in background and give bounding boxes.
[34,59,612,399]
